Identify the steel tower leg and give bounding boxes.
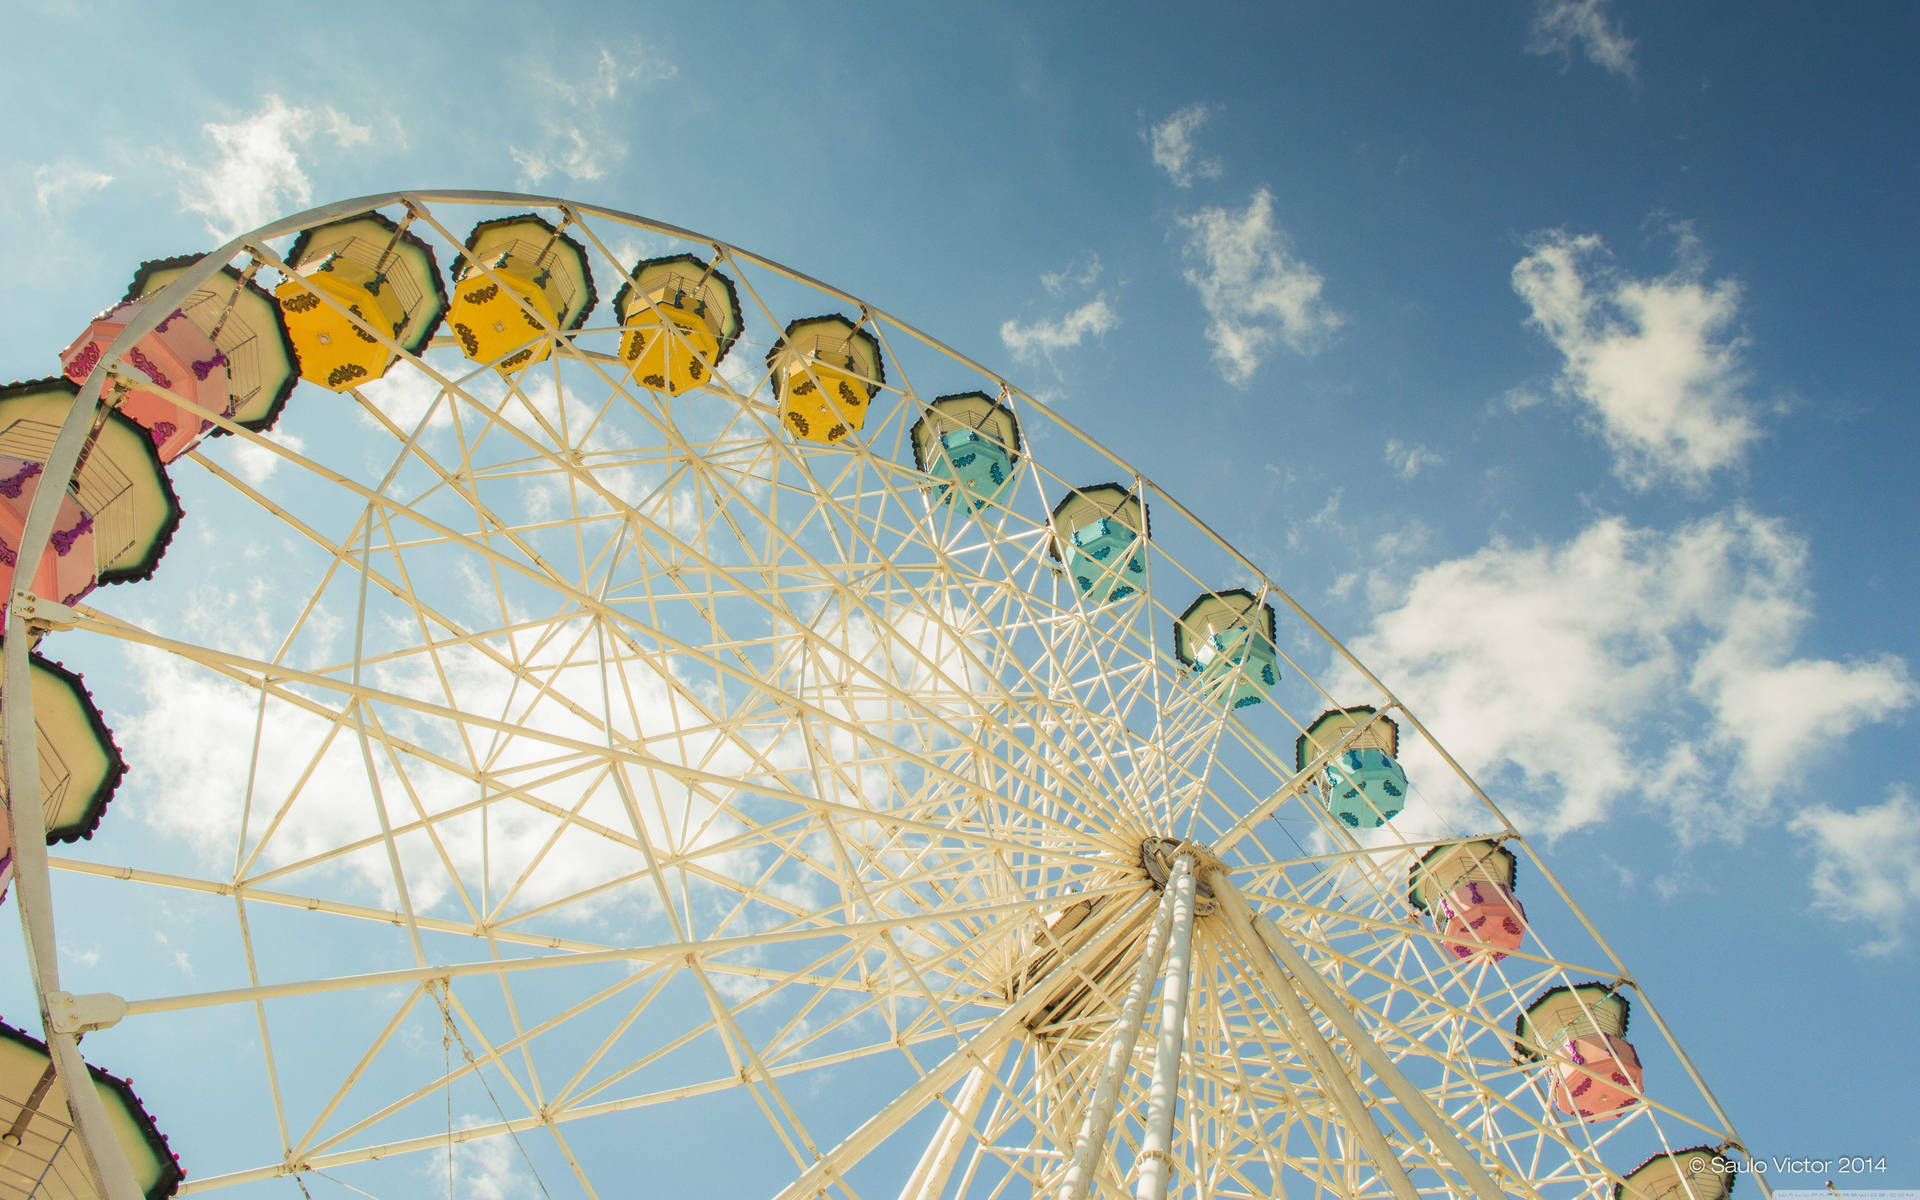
[772,891,1155,1200]
[1206,869,1423,1200]
[1209,868,1507,1200]
[1134,854,1197,1200]
[898,1042,1008,1200]
[1055,877,1182,1200]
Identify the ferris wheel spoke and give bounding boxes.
[362,712,494,933]
[230,894,297,1164]
[1226,912,1547,1172]
[706,429,1149,831]
[766,891,1155,1200]
[285,971,507,1162]
[78,609,1126,910]
[307,956,583,1159]
[686,957,826,1172]
[1201,937,1343,1178]
[1214,884,1441,1200]
[1201,947,1310,1189]
[897,1041,1008,1200]
[1222,872,1518,1200]
[596,520,1135,841]
[261,937,1035,1172]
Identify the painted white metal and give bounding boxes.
[1206,867,1424,1200]
[1055,874,1180,1200]
[1133,854,1196,1200]
[5,362,154,1200]
[898,1043,1008,1200]
[1216,869,1509,1200]
[0,190,1757,1200]
[770,892,1153,1200]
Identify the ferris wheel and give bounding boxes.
[0,191,1762,1200]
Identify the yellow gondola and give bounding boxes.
[767,314,885,444]
[615,253,743,394]
[273,213,446,392]
[446,214,596,373]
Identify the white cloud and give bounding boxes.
[1147,104,1222,188]
[511,42,676,186]
[1040,253,1102,298]
[1384,439,1444,479]
[510,134,600,189]
[999,298,1118,364]
[170,95,372,238]
[1790,790,1920,956]
[218,427,308,487]
[1346,510,1915,838]
[1178,188,1341,385]
[32,162,112,215]
[356,354,458,432]
[116,618,767,917]
[1513,227,1758,491]
[446,1118,535,1200]
[1528,0,1636,79]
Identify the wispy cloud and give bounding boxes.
[1513,226,1758,491]
[1791,790,1920,956]
[32,162,112,215]
[169,95,372,238]
[1347,510,1915,841]
[1000,298,1118,364]
[1040,252,1102,298]
[1001,253,1118,367]
[444,1115,537,1200]
[1178,187,1341,384]
[511,41,676,186]
[1527,0,1636,79]
[1384,439,1444,479]
[1147,104,1222,188]
[217,427,308,487]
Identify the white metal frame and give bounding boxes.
[0,191,1759,1200]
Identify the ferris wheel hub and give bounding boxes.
[1138,836,1223,915]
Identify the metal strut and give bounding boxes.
[1135,854,1198,1200]
[1054,876,1182,1200]
[1208,867,1509,1200]
[6,364,155,1200]
[897,1043,1007,1200]
[772,890,1156,1200]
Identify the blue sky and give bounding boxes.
[3,0,1916,1189]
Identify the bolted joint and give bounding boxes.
[45,990,128,1035]
[12,594,80,635]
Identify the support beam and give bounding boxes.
[1205,869,1423,1200]
[771,890,1154,1200]
[6,365,155,1200]
[897,1043,1007,1200]
[1210,868,1509,1200]
[1055,877,1181,1200]
[1135,854,1197,1200]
